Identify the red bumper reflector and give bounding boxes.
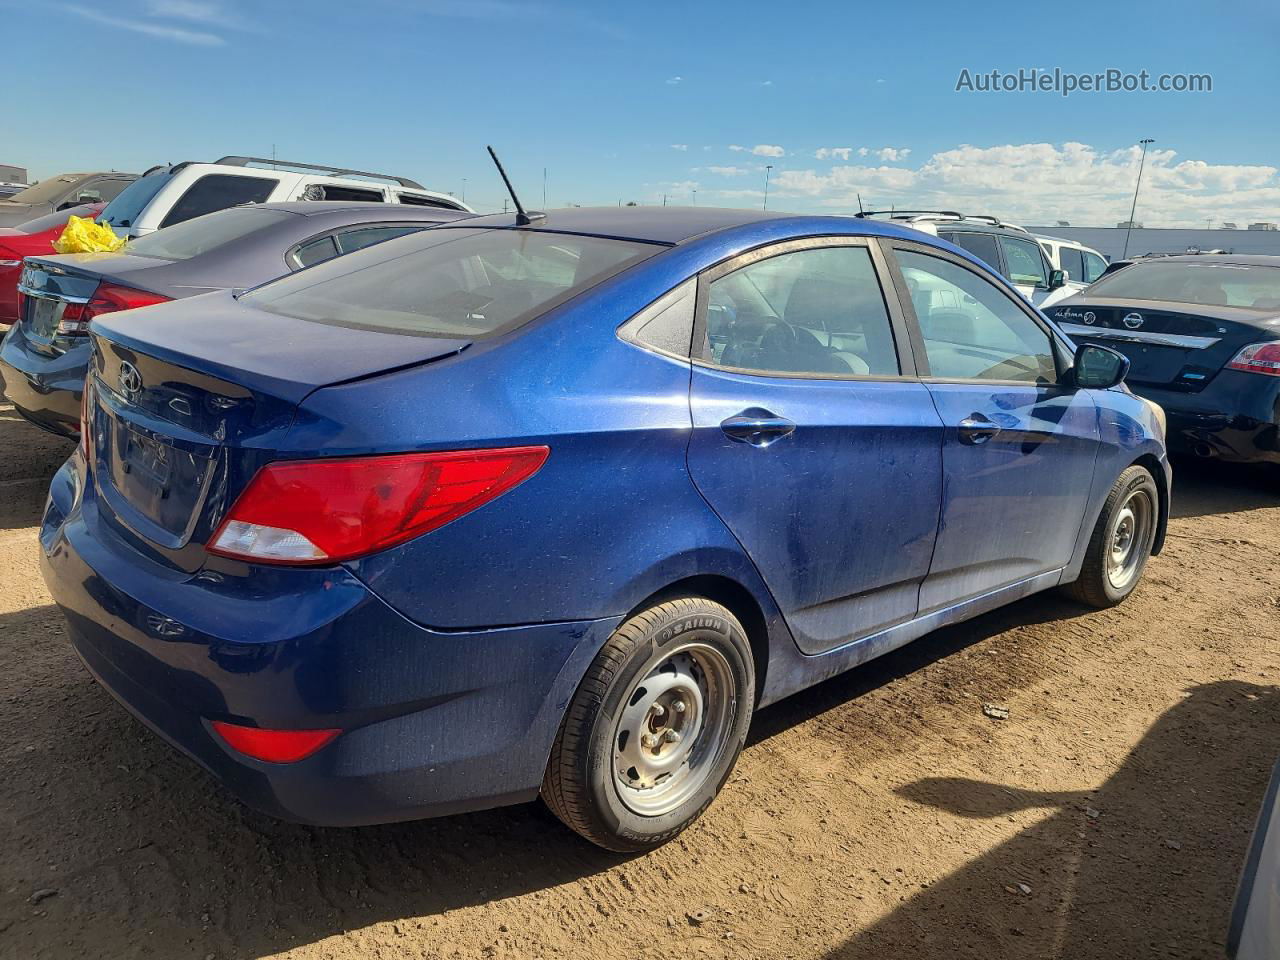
[211,721,340,763]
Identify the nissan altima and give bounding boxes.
[40,207,1169,851]
[1047,254,1280,464]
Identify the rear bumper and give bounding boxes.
[40,456,618,826]
[0,329,87,438]
[1131,375,1280,465]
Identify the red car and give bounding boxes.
[0,203,105,326]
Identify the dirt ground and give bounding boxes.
[2,399,1278,960]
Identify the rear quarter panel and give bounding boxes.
[286,243,787,631]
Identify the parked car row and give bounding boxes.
[0,148,1273,850]
[1049,254,1280,465]
[853,210,1102,309]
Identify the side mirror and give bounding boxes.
[1074,343,1129,389]
[1048,269,1067,290]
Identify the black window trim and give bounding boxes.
[684,235,922,383]
[285,220,430,271]
[882,238,1076,388]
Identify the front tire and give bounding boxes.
[1063,464,1159,608]
[542,597,755,852]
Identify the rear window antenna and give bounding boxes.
[487,146,544,226]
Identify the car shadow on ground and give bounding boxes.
[0,583,1101,959]
[1171,455,1279,520]
[820,680,1280,960]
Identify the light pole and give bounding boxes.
[461,178,467,203]
[692,188,697,206]
[1122,138,1154,258]
[763,164,773,210]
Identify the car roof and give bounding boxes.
[454,206,810,245]
[247,201,472,220]
[1122,254,1280,268]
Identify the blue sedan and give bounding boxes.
[40,207,1170,851]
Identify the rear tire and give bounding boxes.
[541,597,755,852]
[1063,464,1159,608]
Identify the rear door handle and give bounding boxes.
[957,413,1000,445]
[721,411,796,447]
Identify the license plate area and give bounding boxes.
[99,408,217,548]
[23,294,63,340]
[122,428,174,493]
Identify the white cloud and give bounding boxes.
[766,140,1280,226]
[728,145,746,152]
[144,0,224,22]
[760,80,774,87]
[706,165,750,176]
[816,147,853,161]
[670,144,688,151]
[749,144,785,157]
[666,76,683,85]
[62,3,225,44]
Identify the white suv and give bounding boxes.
[1035,235,1108,286]
[98,156,472,238]
[856,210,1077,309]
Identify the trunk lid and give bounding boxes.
[1051,297,1280,391]
[87,292,470,569]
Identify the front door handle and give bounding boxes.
[957,413,1000,445]
[721,411,796,447]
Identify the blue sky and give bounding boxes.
[4,0,1279,226]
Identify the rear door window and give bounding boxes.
[947,232,1001,271]
[1058,246,1085,283]
[999,236,1049,287]
[702,244,900,377]
[305,184,385,202]
[159,174,276,228]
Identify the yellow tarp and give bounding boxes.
[51,215,126,254]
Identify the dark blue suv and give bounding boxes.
[39,207,1170,851]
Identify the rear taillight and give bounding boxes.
[57,283,171,336]
[211,721,340,763]
[1226,342,1280,377]
[208,446,550,565]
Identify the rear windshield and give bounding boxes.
[242,227,660,338]
[1087,261,1280,310]
[125,206,294,261]
[15,204,104,234]
[3,175,83,206]
[99,171,171,231]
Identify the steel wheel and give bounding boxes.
[1106,486,1155,592]
[611,641,736,817]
